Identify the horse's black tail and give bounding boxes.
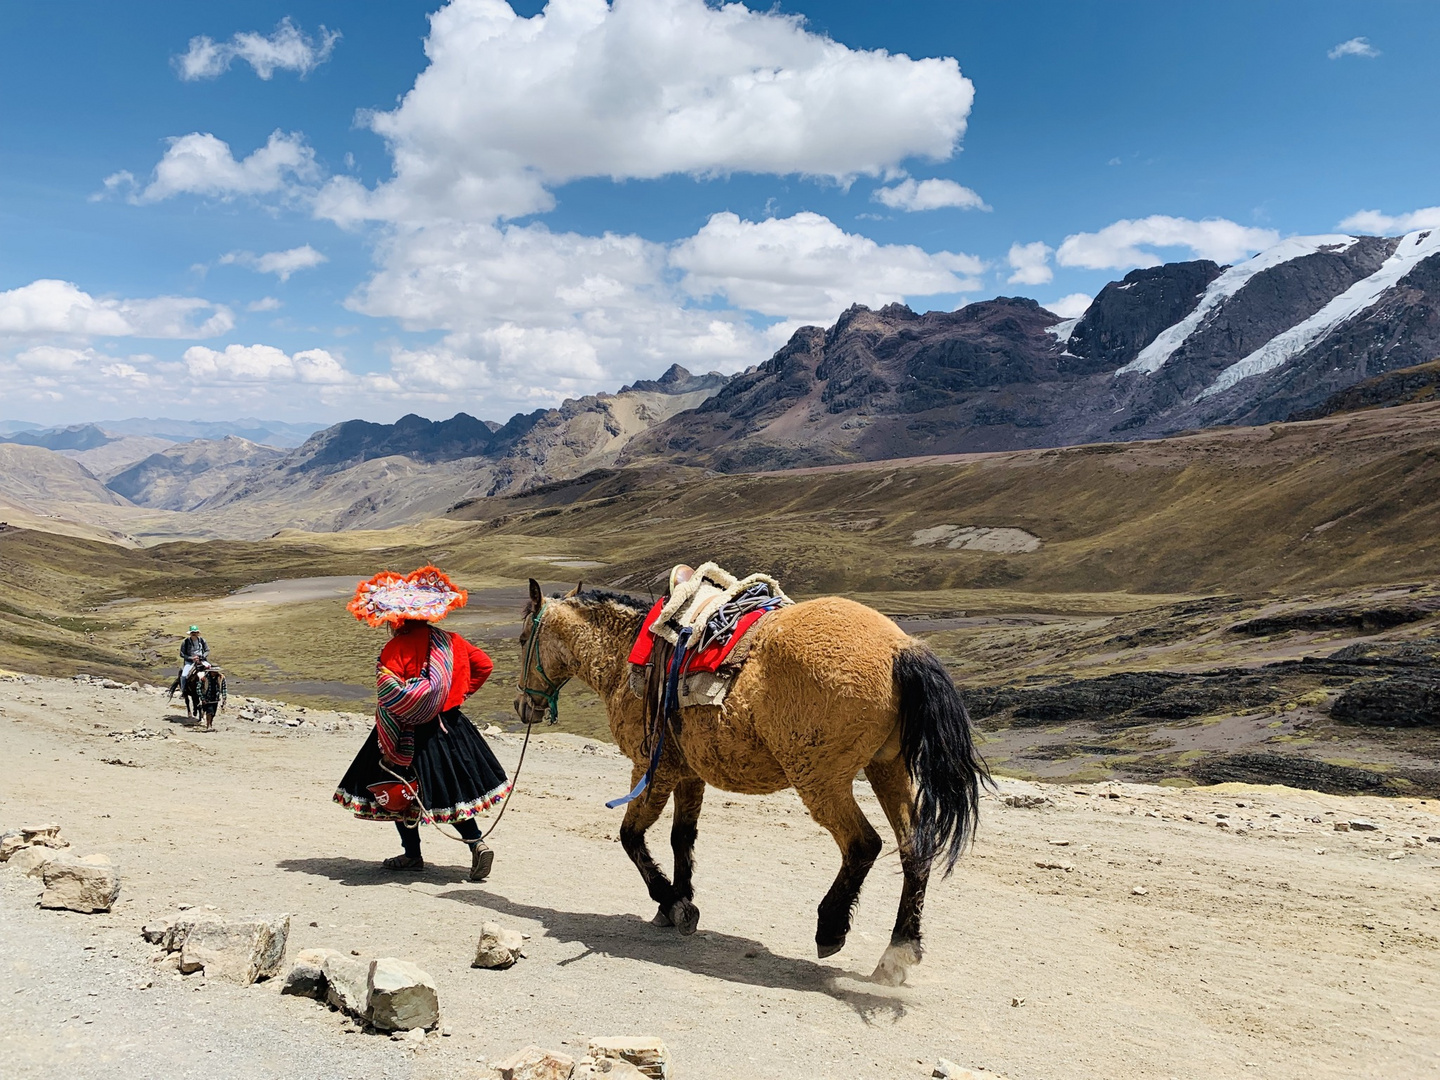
[894,643,991,876]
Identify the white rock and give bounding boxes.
[1003,794,1051,809]
[575,1060,648,1080]
[588,1037,670,1079]
[498,1045,576,1080]
[368,957,439,1032]
[1348,820,1380,832]
[178,915,290,985]
[473,920,525,969]
[323,953,372,1019]
[8,846,59,878]
[39,854,119,913]
[0,824,67,862]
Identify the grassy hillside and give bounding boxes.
[3,402,1438,784]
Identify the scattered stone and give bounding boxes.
[141,922,171,944]
[1333,822,1351,832]
[324,953,373,1019]
[1132,886,1149,896]
[39,853,119,913]
[1047,839,1070,846]
[0,824,68,861]
[399,1026,426,1045]
[1003,794,1051,809]
[1385,851,1406,861]
[1428,836,1440,844]
[178,915,290,985]
[1011,997,1026,1007]
[473,921,525,969]
[280,947,342,999]
[575,1060,647,1080]
[498,1045,576,1080]
[588,1037,671,1079]
[368,957,439,1032]
[934,1063,1008,1080]
[8,846,60,878]
[1348,820,1380,832]
[1034,860,1073,872]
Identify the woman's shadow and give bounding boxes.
[276,855,906,1020]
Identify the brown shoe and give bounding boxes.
[382,854,425,872]
[469,841,494,882]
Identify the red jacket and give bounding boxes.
[379,622,493,712]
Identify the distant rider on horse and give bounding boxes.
[180,625,209,683]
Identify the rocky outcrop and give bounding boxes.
[1067,260,1223,372]
[106,436,286,511]
[1288,357,1440,420]
[1332,675,1440,727]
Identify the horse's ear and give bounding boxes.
[565,581,582,598]
[527,578,543,611]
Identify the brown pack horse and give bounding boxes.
[515,580,989,985]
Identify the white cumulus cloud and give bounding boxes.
[1006,241,1053,285]
[0,279,233,339]
[673,211,984,324]
[1045,293,1093,319]
[182,344,350,385]
[176,18,339,80]
[872,178,988,212]
[220,245,328,281]
[109,131,319,204]
[316,0,974,225]
[1055,216,1279,270]
[1339,206,1440,234]
[1328,37,1380,60]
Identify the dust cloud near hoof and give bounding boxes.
[870,941,921,986]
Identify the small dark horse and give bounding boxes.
[169,662,227,730]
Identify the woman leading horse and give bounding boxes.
[514,579,988,986]
[334,567,510,881]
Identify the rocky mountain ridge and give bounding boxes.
[620,230,1440,470]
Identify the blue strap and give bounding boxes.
[607,628,690,809]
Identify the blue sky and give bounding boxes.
[1,0,1436,427]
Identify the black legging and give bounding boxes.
[396,818,481,858]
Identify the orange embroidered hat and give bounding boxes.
[347,565,468,627]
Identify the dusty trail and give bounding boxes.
[1,673,1438,1080]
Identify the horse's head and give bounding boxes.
[514,578,576,725]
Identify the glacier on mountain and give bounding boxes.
[1117,235,1358,376]
[1196,228,1440,401]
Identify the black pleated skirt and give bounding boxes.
[333,708,510,823]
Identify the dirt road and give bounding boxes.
[2,673,1438,1079]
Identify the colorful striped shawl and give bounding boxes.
[374,626,455,768]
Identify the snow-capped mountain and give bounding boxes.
[620,230,1440,470]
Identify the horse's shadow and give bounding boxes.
[275,856,905,1020]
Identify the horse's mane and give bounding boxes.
[572,587,649,613]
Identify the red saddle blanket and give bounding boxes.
[627,599,768,674]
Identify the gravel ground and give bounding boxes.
[3,672,1440,1079]
[0,872,417,1080]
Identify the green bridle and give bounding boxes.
[518,601,568,722]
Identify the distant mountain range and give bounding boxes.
[3,230,1437,540]
[0,417,322,448]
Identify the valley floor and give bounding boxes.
[2,674,1438,1080]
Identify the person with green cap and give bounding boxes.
[179,625,209,684]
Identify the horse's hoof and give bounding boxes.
[650,907,674,928]
[669,899,700,936]
[816,937,846,959]
[870,941,921,986]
